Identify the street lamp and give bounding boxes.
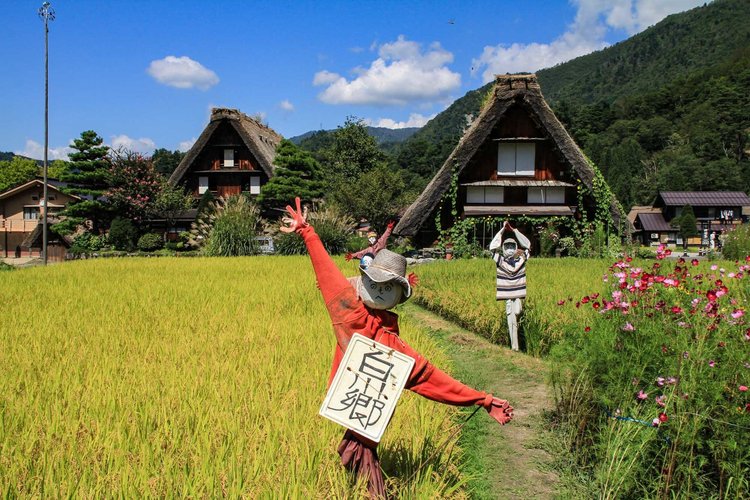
[39,1,55,265]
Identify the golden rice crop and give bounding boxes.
[0,257,467,497]
[413,258,611,355]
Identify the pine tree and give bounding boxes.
[258,139,323,211]
[55,131,112,233]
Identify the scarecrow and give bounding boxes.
[489,221,531,352]
[281,198,513,497]
[346,220,395,269]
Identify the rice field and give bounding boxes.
[413,257,611,355]
[0,257,466,497]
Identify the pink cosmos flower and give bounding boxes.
[659,412,668,423]
[656,377,665,387]
[652,417,661,427]
[637,390,648,401]
[691,259,699,266]
[732,309,744,319]
[622,322,635,331]
[708,360,716,368]
[557,300,566,306]
[655,395,666,407]
[739,385,748,392]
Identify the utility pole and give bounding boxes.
[39,1,55,265]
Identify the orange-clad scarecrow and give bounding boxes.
[281,198,513,497]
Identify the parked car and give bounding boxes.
[255,236,275,255]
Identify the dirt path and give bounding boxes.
[404,303,559,499]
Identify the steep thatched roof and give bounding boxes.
[394,74,628,237]
[21,217,74,248]
[169,108,283,186]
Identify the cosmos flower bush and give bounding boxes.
[550,245,750,498]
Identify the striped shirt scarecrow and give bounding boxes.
[490,221,531,351]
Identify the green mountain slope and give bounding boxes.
[537,0,750,106]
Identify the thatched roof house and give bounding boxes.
[394,74,627,249]
[169,108,283,198]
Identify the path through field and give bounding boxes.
[404,303,560,499]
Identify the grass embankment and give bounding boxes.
[0,257,470,497]
[413,255,750,498]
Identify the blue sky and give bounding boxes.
[1,0,705,160]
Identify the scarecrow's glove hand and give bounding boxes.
[485,396,513,425]
[345,252,353,261]
[387,220,396,230]
[280,197,309,234]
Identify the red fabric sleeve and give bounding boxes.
[372,225,393,254]
[299,224,351,305]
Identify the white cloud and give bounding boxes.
[147,55,219,90]
[472,0,705,82]
[279,100,295,112]
[368,113,436,129]
[178,138,196,152]
[110,134,157,154]
[314,35,461,106]
[16,139,72,161]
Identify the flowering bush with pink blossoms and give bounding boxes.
[550,246,750,497]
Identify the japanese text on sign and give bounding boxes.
[319,333,415,442]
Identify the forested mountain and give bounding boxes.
[391,0,750,210]
[537,0,750,106]
[290,126,419,147]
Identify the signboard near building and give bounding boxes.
[319,333,415,443]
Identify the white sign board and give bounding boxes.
[319,333,415,443]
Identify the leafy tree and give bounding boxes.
[323,117,386,181]
[152,182,193,235]
[0,157,38,192]
[106,149,161,223]
[151,148,186,176]
[258,139,324,212]
[672,204,700,251]
[328,164,412,233]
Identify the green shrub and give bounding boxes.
[275,205,355,255]
[108,217,138,251]
[0,262,14,271]
[202,195,262,257]
[720,224,750,261]
[635,246,656,259]
[70,232,108,254]
[137,233,164,252]
[346,235,369,253]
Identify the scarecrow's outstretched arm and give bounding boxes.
[281,197,350,305]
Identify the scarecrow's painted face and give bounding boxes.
[358,274,403,310]
[502,239,518,259]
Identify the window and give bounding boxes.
[527,186,565,204]
[23,207,39,220]
[249,176,261,195]
[198,176,209,194]
[466,186,504,203]
[497,143,535,176]
[223,149,235,168]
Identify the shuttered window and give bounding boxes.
[497,143,535,176]
[527,186,565,204]
[223,149,235,168]
[466,186,504,203]
[249,176,261,195]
